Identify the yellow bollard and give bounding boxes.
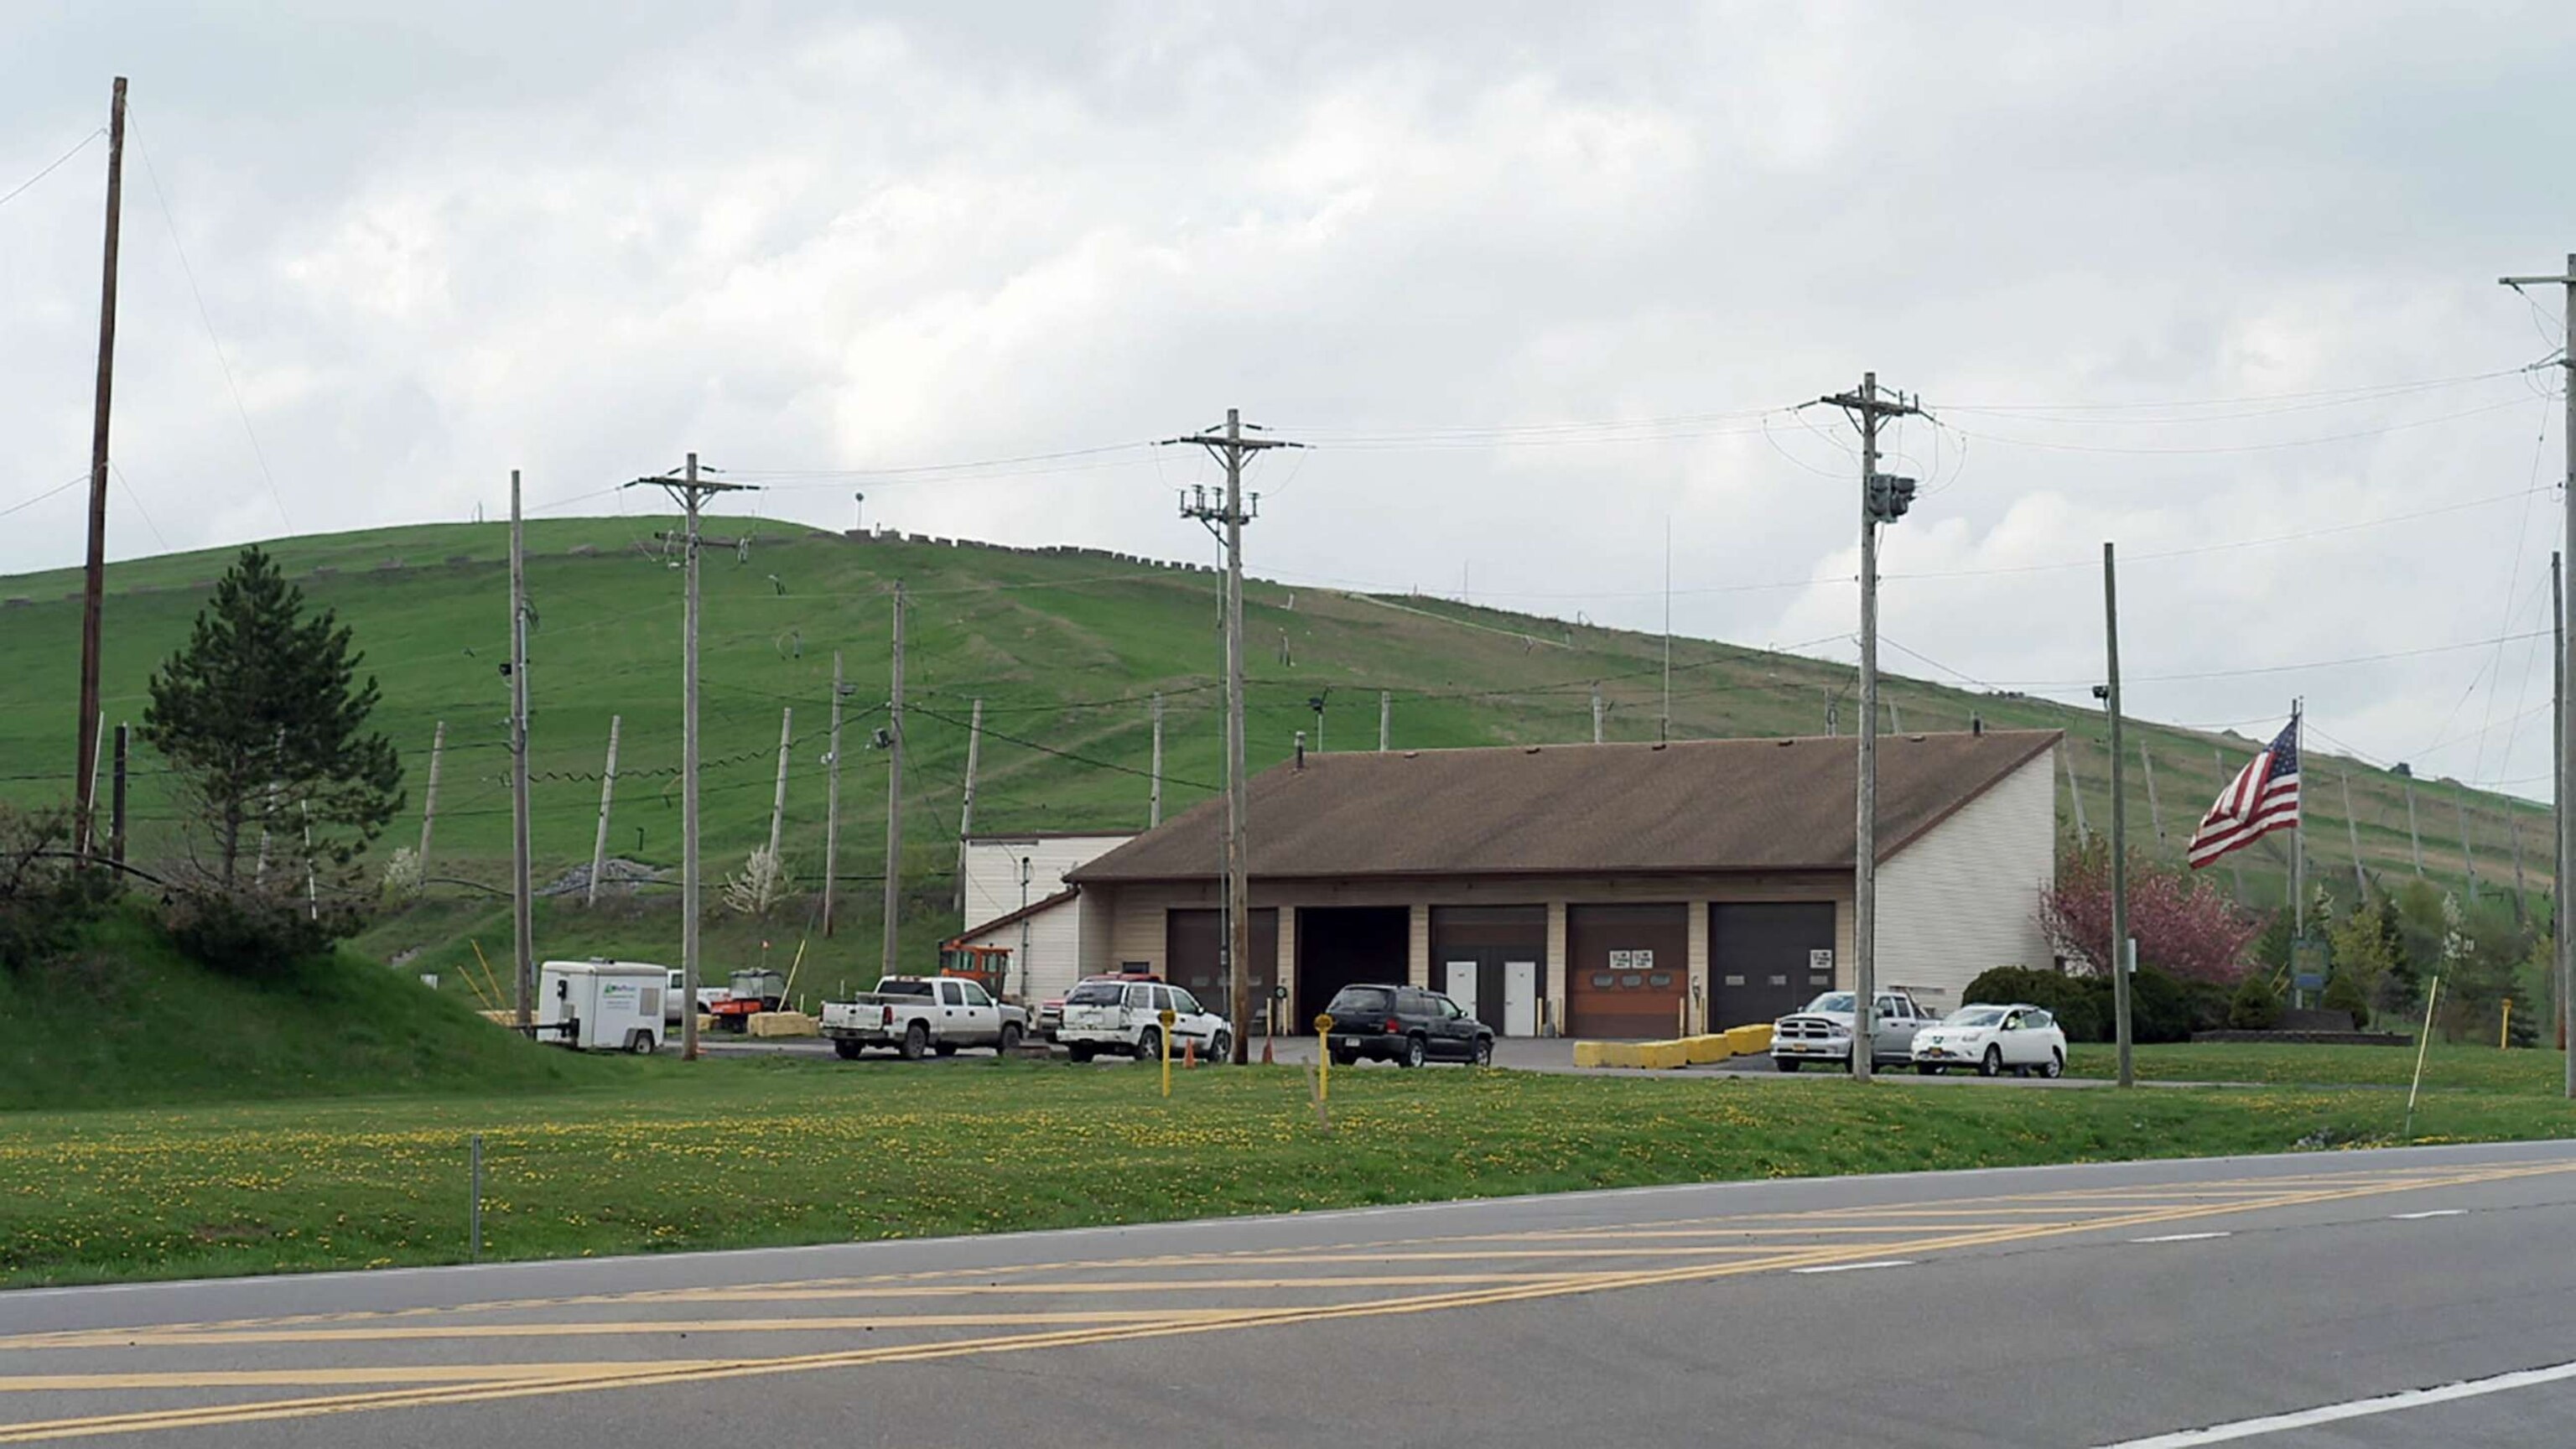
[2500,998,2511,1051]
[1159,1007,1176,1098]
[1314,1012,1336,1103]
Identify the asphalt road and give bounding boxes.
[6,1141,2575,1446]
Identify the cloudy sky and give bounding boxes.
[3,1,2573,794]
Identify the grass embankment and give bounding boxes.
[2069,1041,2559,1091]
[7,1053,2572,1288]
[0,909,612,1112]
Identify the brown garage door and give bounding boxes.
[1166,908,1279,1029]
[1566,903,1688,1039]
[1710,901,1836,1031]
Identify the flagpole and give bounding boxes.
[2292,699,2306,1001]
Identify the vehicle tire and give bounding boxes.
[998,1023,1023,1055]
[628,1031,655,1055]
[1135,1026,1162,1063]
[1916,1062,1944,1076]
[901,1021,929,1062]
[833,1039,862,1061]
[1774,1057,1800,1073]
[1979,1045,2003,1078]
[1400,1035,1427,1069]
[1208,1031,1232,1063]
[1469,1036,1493,1067]
[1067,1043,1095,1063]
[1331,1049,1359,1067]
[2040,1050,2064,1079]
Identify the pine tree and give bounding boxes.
[143,547,403,896]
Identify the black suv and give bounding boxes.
[1322,984,1494,1068]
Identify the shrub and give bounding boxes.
[2318,971,2371,1030]
[0,804,117,973]
[162,887,354,986]
[2128,966,2198,1043]
[2227,972,2285,1031]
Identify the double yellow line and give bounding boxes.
[3,1161,2563,1443]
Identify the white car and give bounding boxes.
[1910,1003,2068,1078]
[1056,979,1233,1064]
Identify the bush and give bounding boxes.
[0,804,117,973]
[162,888,355,986]
[2227,972,2285,1031]
[2128,966,2198,1043]
[2318,971,2371,1030]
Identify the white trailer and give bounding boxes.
[536,960,667,1053]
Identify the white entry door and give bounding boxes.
[1446,961,1480,1023]
[1503,960,1538,1037]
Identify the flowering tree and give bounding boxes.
[2037,839,2265,985]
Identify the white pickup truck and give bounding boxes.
[1769,989,1937,1072]
[820,975,1029,1061]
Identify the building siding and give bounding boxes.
[1874,753,2056,1010]
[953,896,1084,1005]
[961,835,1130,937]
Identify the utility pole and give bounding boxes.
[109,723,128,866]
[766,706,793,863]
[628,453,754,1061]
[2101,543,2133,1088]
[2459,790,2479,902]
[1148,692,1165,828]
[2500,257,2576,1097]
[882,580,906,982]
[2293,700,2308,944]
[2063,743,2091,844]
[1661,518,1674,743]
[823,652,846,937]
[956,697,984,917]
[1379,690,1392,752]
[418,721,445,873]
[1168,408,1302,1065]
[2342,771,2369,906]
[72,77,127,860]
[1821,372,1921,1083]
[1592,683,1606,745]
[585,716,621,906]
[2403,771,2424,875]
[507,471,536,1032]
[2558,552,2569,1082]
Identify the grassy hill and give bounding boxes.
[0,517,2554,1002]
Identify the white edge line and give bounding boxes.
[2094,1359,2576,1446]
[2128,1232,2233,1244]
[1789,1259,1915,1275]
[2390,1209,2466,1220]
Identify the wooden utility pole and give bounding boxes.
[766,706,793,863]
[2559,552,2570,1081]
[418,721,445,872]
[2340,771,2369,905]
[585,716,621,906]
[2063,742,2091,844]
[1148,693,1165,828]
[956,697,983,915]
[823,652,845,937]
[627,453,755,1062]
[1169,408,1301,1064]
[881,582,907,980]
[508,471,535,1031]
[2459,790,2480,902]
[72,77,127,860]
[2509,809,2530,927]
[2102,543,2133,1088]
[2403,772,2425,875]
[2139,740,2166,843]
[1822,371,1922,1083]
[1592,683,1605,745]
[1379,690,1391,752]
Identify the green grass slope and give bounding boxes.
[0,907,610,1110]
[0,517,2553,997]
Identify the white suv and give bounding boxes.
[1910,1003,2069,1078]
[1056,979,1233,1063]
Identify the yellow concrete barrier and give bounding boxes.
[697,1013,719,1035]
[1573,1041,1616,1068]
[1723,1023,1774,1055]
[1576,1039,1700,1070]
[1680,1033,1734,1066]
[1635,1041,1690,1070]
[747,1010,819,1039]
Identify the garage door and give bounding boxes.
[1166,909,1279,1030]
[1709,901,1836,1031]
[1566,903,1687,1039]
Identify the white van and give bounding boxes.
[537,960,667,1053]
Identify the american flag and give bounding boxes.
[2187,717,2300,869]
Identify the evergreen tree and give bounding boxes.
[143,548,402,900]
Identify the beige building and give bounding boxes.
[953,833,1131,1006]
[1062,730,2059,1039]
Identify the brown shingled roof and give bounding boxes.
[1068,730,2059,884]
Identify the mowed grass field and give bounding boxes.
[6,1046,2572,1289]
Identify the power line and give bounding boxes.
[0,127,102,211]
[0,474,89,520]
[909,701,1214,792]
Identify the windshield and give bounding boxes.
[1945,1006,2007,1027]
[1065,981,1127,1006]
[1802,992,1855,1014]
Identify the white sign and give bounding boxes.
[1809,948,1835,973]
[1608,949,1655,972]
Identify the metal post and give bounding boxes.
[418,720,445,874]
[882,580,906,980]
[1148,693,1165,828]
[508,471,534,1032]
[824,651,845,936]
[72,78,125,861]
[109,723,128,866]
[586,715,621,907]
[2292,701,2306,944]
[2103,543,2133,1088]
[956,698,983,916]
[1379,690,1392,752]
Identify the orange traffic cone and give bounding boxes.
[1184,1038,1197,1068]
[1259,1036,1274,1066]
